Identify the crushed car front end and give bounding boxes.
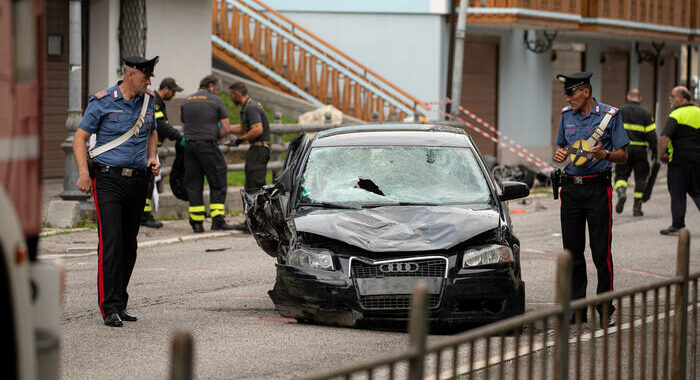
[268,231,525,327]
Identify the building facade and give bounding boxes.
[42,0,211,178]
[256,0,699,163]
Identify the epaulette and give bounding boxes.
[606,106,618,115]
[561,105,571,113]
[94,90,108,99]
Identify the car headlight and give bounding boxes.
[462,244,513,267]
[288,247,335,271]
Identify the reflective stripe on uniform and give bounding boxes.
[210,203,225,217]
[634,192,643,199]
[189,214,205,221]
[629,141,649,146]
[189,205,205,212]
[155,111,165,119]
[614,179,627,189]
[623,123,657,133]
[143,198,152,212]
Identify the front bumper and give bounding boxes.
[268,256,525,326]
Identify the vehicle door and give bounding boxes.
[241,134,308,257]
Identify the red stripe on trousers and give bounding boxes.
[92,178,106,318]
[606,185,614,291]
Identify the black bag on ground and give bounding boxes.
[169,142,188,201]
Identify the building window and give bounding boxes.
[47,34,63,57]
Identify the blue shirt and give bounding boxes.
[79,81,155,168]
[556,100,629,175]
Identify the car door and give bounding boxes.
[242,134,308,257]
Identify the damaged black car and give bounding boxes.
[242,124,529,327]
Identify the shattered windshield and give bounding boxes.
[298,146,491,207]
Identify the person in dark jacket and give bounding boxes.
[181,75,237,233]
[141,77,185,228]
[658,86,700,235]
[613,89,657,216]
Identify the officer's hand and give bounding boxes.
[590,139,606,160]
[230,137,244,147]
[148,158,161,176]
[77,173,92,194]
[659,151,669,164]
[553,147,568,163]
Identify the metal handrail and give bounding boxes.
[241,0,431,112]
[296,229,697,380]
[212,0,428,120]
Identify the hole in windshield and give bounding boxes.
[297,146,491,207]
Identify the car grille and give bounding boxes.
[359,294,442,310]
[351,258,447,278]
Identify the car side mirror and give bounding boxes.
[498,181,529,202]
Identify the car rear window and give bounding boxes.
[298,146,491,206]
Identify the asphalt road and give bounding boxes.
[43,181,699,379]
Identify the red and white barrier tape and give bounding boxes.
[424,104,554,171]
[458,106,553,171]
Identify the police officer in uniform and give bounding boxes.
[613,89,657,216]
[181,75,237,233]
[140,77,185,228]
[553,72,629,327]
[73,56,161,327]
[658,86,700,235]
[227,82,271,190]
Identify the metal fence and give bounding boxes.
[297,229,698,380]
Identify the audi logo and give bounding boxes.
[379,262,420,273]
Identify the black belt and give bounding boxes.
[95,165,149,177]
[561,170,611,185]
[251,141,270,148]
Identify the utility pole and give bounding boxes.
[450,0,468,116]
[59,0,90,208]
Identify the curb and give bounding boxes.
[46,230,243,258]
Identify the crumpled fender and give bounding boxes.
[241,187,292,257]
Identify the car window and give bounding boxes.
[298,146,491,206]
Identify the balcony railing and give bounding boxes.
[460,0,698,40]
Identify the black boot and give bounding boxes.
[615,186,626,214]
[231,222,250,233]
[211,215,236,231]
[633,198,644,217]
[140,212,163,228]
[189,218,204,233]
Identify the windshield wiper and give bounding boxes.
[298,202,360,210]
[359,201,439,208]
[396,201,440,206]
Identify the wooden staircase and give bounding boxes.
[212,0,429,122]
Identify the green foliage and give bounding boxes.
[218,92,297,125]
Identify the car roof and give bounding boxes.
[312,123,474,148]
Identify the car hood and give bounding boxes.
[293,205,500,252]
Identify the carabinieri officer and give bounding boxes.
[552,71,629,327]
[73,56,161,327]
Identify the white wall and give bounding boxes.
[88,0,121,94]
[497,29,552,164]
[146,0,212,98]
[279,12,449,118]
